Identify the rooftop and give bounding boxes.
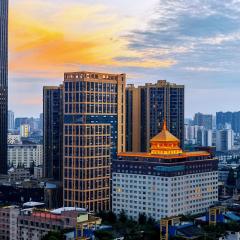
[118,120,211,160]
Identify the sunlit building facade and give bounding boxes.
[0,0,8,174]
[112,121,218,221]
[63,71,126,212]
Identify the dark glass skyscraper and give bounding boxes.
[43,86,63,181]
[0,0,8,173]
[126,80,184,152]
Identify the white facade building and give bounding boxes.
[8,144,43,168]
[216,129,234,151]
[20,124,31,138]
[112,171,218,220]
[113,121,218,221]
[185,124,213,147]
[8,134,22,145]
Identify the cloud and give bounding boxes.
[183,67,226,72]
[9,0,240,116]
[9,0,174,80]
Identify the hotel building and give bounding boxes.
[112,121,218,221]
[63,71,126,212]
[126,80,184,152]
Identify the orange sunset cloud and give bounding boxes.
[9,0,176,78]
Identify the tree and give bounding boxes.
[119,210,127,223]
[106,211,117,224]
[94,230,114,240]
[138,213,147,225]
[41,231,64,240]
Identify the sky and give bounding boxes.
[9,0,240,118]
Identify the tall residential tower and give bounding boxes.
[63,71,126,212]
[126,80,184,152]
[0,0,8,173]
[43,86,63,181]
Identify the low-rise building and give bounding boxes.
[17,207,87,240]
[8,167,30,182]
[8,134,21,145]
[0,205,20,240]
[33,166,43,179]
[8,144,43,168]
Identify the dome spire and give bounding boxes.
[162,118,167,130]
[150,118,183,155]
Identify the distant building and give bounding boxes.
[126,80,184,152]
[0,206,19,240]
[8,134,21,144]
[185,125,213,147]
[63,71,126,212]
[194,113,213,130]
[17,207,87,240]
[34,165,43,179]
[20,124,31,138]
[8,167,30,182]
[197,128,213,147]
[216,129,234,152]
[8,110,14,131]
[39,113,43,131]
[43,85,63,181]
[112,120,218,220]
[15,117,28,130]
[8,144,43,168]
[216,111,240,133]
[0,206,101,240]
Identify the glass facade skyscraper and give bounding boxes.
[63,71,126,212]
[0,0,8,173]
[43,86,63,181]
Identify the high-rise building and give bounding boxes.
[126,84,141,152]
[63,71,126,212]
[0,0,8,174]
[112,121,218,220]
[197,128,213,147]
[15,117,28,130]
[43,86,63,181]
[194,113,213,130]
[216,129,233,152]
[216,112,233,130]
[126,80,184,152]
[216,111,240,133]
[20,124,30,137]
[8,110,14,130]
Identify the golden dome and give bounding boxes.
[150,120,182,155]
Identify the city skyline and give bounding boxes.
[9,0,240,117]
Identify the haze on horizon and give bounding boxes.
[9,0,240,118]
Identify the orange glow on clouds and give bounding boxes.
[9,0,176,78]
